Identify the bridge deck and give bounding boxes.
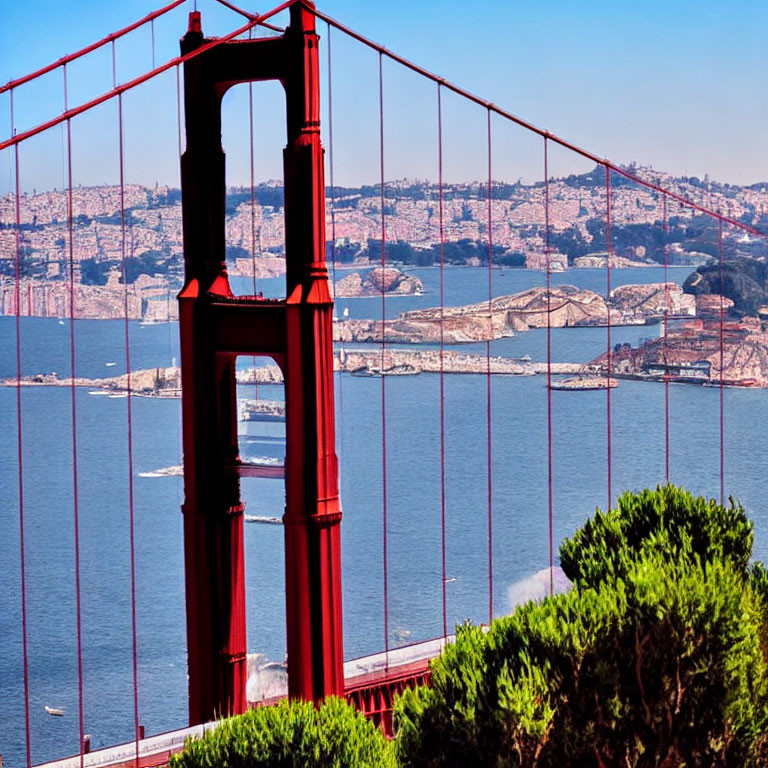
[34,636,451,768]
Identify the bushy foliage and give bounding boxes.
[559,485,753,587]
[395,487,768,767]
[170,697,395,768]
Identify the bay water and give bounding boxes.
[2,265,767,765]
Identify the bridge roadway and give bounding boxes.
[35,636,449,768]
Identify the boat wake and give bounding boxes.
[506,566,571,613]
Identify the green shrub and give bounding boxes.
[395,487,768,767]
[396,558,768,767]
[559,485,753,587]
[170,697,395,768]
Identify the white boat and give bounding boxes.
[105,362,117,367]
[45,706,64,716]
[139,465,183,478]
[88,390,110,396]
[244,515,283,525]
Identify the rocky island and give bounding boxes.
[572,252,651,269]
[333,267,423,298]
[333,282,695,344]
[337,348,585,377]
[3,363,285,395]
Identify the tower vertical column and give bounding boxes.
[282,1,344,700]
[178,11,247,724]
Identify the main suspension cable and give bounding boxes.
[0,0,295,154]
[0,0,185,95]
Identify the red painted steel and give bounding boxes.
[662,193,670,484]
[604,165,613,511]
[718,219,725,504]
[485,109,494,622]
[11,90,32,768]
[345,661,432,737]
[116,87,142,767]
[63,65,86,768]
[379,54,389,668]
[0,0,185,94]
[178,1,343,724]
[544,138,554,596]
[211,0,285,32]
[0,3,294,154]
[378,51,390,670]
[436,83,448,641]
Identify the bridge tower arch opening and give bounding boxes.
[177,1,343,725]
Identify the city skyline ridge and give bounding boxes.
[1,0,767,197]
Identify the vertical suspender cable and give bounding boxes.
[718,218,725,505]
[64,62,86,768]
[175,65,183,159]
[437,83,447,641]
[544,138,554,596]
[175,63,184,493]
[11,88,33,768]
[378,51,389,667]
[326,22,343,444]
[114,39,141,763]
[485,109,493,621]
[150,19,156,70]
[248,29,258,298]
[604,165,613,511]
[662,193,670,484]
[326,24,338,293]
[246,32,260,403]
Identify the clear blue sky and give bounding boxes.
[1,0,766,194]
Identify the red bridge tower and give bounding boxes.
[177,1,343,725]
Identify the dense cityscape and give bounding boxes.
[2,166,768,322]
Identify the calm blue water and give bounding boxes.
[2,265,768,766]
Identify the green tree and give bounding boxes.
[170,697,395,768]
[559,485,753,587]
[395,487,768,768]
